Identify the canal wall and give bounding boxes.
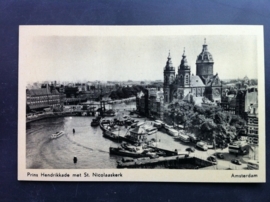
[26,111,83,124]
[117,156,214,169]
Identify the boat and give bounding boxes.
[99,119,120,141]
[101,119,111,124]
[117,157,135,164]
[51,131,64,139]
[121,142,143,152]
[168,128,178,136]
[109,147,146,158]
[103,130,119,141]
[91,118,100,126]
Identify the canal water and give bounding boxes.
[26,102,193,169]
[26,116,122,169]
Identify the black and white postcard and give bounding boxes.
[18,26,265,182]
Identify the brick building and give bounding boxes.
[136,88,164,120]
[163,39,222,104]
[26,85,65,113]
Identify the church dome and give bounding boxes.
[196,39,214,63]
[164,51,175,71]
[179,48,190,70]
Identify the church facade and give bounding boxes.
[163,40,222,103]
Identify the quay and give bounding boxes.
[148,146,180,156]
[26,111,83,124]
[117,155,215,169]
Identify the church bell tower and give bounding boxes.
[178,48,191,87]
[163,51,175,103]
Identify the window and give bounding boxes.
[185,75,189,84]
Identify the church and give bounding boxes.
[163,39,222,104]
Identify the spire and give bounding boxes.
[179,48,190,70]
[203,38,208,51]
[182,47,186,57]
[164,50,174,71]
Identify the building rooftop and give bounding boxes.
[190,75,205,87]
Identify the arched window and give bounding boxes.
[180,75,183,84]
[170,75,174,83]
[165,75,169,84]
[185,75,189,84]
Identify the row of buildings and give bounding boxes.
[26,81,118,113]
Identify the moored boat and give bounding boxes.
[91,118,100,126]
[103,130,119,141]
[109,147,145,158]
[50,131,64,139]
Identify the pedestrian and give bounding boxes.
[73,156,77,164]
[73,128,75,134]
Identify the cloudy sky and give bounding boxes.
[20,26,261,84]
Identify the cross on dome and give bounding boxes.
[168,50,171,59]
[182,47,185,57]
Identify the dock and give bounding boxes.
[117,155,215,169]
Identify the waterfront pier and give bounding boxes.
[117,155,215,169]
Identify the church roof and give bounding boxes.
[190,75,205,87]
[196,39,214,63]
[199,74,220,86]
[164,51,175,71]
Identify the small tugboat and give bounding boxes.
[50,131,64,139]
[103,129,119,141]
[91,118,100,127]
[99,118,120,141]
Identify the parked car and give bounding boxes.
[207,155,217,162]
[186,147,195,152]
[217,153,224,159]
[196,141,208,151]
[231,159,242,165]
